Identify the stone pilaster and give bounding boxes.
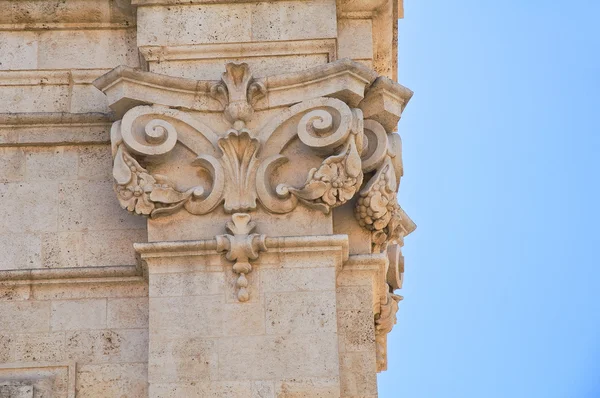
[94,54,414,396]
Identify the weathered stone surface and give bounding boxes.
[0,1,413,396]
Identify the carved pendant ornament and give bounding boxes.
[109,62,413,252]
[216,213,267,302]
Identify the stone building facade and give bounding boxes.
[0,0,414,396]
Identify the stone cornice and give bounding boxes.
[136,234,350,263]
[93,59,381,117]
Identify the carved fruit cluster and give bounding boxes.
[355,172,398,231]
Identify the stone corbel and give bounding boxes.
[216,213,267,302]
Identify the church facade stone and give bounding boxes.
[0,1,414,396]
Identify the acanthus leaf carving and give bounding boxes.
[216,213,267,302]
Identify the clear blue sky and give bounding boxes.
[379,1,600,397]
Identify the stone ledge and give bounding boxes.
[136,234,350,261]
[0,112,113,147]
[0,265,141,283]
[139,39,336,63]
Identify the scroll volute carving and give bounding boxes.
[255,98,366,215]
[108,62,415,250]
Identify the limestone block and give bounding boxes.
[0,32,38,70]
[0,301,50,332]
[0,335,12,363]
[57,181,146,232]
[250,1,337,41]
[82,229,146,267]
[0,148,25,183]
[253,381,275,398]
[13,332,65,362]
[50,299,107,331]
[149,381,257,398]
[107,297,149,329]
[275,377,341,398]
[0,85,70,113]
[337,309,376,352]
[149,295,222,336]
[0,384,33,398]
[0,233,41,270]
[277,251,339,269]
[65,329,148,363]
[336,285,372,311]
[260,267,335,293]
[41,232,81,269]
[77,145,113,182]
[137,4,252,47]
[339,351,378,396]
[37,29,139,69]
[148,336,217,383]
[149,272,225,297]
[24,147,78,181]
[76,363,148,398]
[337,19,374,60]
[265,291,337,335]
[222,302,266,336]
[149,54,328,81]
[0,0,135,28]
[217,334,340,380]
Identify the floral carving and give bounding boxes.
[216,214,267,302]
[284,135,363,214]
[113,145,158,216]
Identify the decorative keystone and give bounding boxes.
[216,213,267,302]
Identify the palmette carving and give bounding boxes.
[218,129,260,212]
[211,62,266,126]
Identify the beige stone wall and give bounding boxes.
[0,1,411,397]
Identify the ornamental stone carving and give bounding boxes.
[95,58,415,372]
[216,213,267,302]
